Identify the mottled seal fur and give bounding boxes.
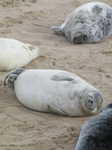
[4,68,103,117]
[51,2,112,44]
[75,103,112,150]
[0,38,39,71]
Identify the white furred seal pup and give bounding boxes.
[51,2,112,44]
[4,68,103,117]
[0,38,39,71]
[75,103,112,150]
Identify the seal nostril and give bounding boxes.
[73,34,88,44]
[91,100,94,105]
[88,99,94,105]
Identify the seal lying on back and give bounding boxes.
[75,103,112,150]
[51,2,112,44]
[4,68,103,117]
[0,38,39,71]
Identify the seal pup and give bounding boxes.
[0,38,39,71]
[51,2,112,44]
[75,103,112,150]
[4,68,103,117]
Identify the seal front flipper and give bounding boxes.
[52,73,75,81]
[48,104,68,116]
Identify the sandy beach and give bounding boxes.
[0,0,112,149]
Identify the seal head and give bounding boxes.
[80,91,103,115]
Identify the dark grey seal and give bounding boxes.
[75,103,112,150]
[51,2,112,44]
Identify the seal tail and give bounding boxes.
[4,68,25,89]
[50,26,63,35]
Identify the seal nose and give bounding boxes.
[86,97,96,110]
[73,33,88,44]
[83,91,103,114]
[89,99,94,105]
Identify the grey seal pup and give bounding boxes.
[51,2,112,44]
[0,38,39,71]
[75,103,112,150]
[4,68,103,117]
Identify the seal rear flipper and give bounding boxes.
[48,104,68,116]
[4,68,25,89]
[50,26,63,35]
[4,74,17,89]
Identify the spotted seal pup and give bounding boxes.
[0,38,39,71]
[4,68,103,117]
[75,103,112,150]
[51,2,112,44]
